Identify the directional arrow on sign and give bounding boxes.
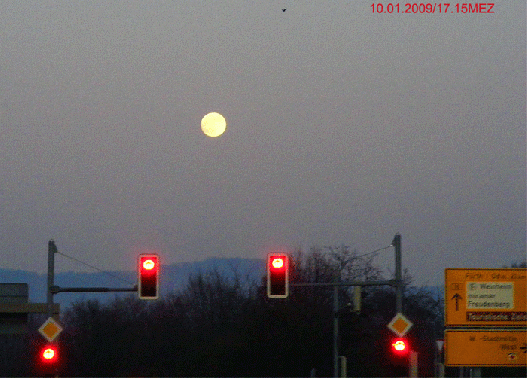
[451,293,462,311]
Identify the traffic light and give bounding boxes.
[389,337,409,375]
[267,253,289,298]
[138,254,159,300]
[36,343,60,375]
[391,338,408,355]
[40,345,58,364]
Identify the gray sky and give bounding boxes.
[0,1,525,286]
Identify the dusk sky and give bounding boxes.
[0,1,525,287]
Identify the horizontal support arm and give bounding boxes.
[291,280,396,287]
[51,285,138,294]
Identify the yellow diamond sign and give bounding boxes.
[388,313,413,337]
[38,317,63,342]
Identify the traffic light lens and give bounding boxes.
[43,348,55,359]
[272,258,284,269]
[42,347,56,361]
[142,259,155,270]
[393,340,406,351]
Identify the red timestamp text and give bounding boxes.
[371,3,495,14]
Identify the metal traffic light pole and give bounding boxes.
[46,240,139,319]
[333,285,339,378]
[288,234,404,378]
[393,233,403,314]
[47,240,57,321]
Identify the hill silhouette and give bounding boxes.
[0,257,264,310]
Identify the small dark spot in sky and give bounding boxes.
[282,9,286,12]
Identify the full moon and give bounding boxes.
[201,112,227,137]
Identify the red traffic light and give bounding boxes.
[142,258,156,271]
[393,340,406,351]
[138,254,159,300]
[267,253,289,298]
[41,345,58,363]
[36,343,63,375]
[271,257,285,269]
[391,338,408,354]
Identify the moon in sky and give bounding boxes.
[201,112,227,137]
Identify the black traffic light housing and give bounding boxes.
[267,253,289,298]
[389,337,410,376]
[138,254,159,300]
[33,342,62,376]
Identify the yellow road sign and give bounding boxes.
[38,317,63,342]
[387,312,413,337]
[445,268,526,327]
[445,330,526,367]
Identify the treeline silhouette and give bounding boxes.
[18,247,446,376]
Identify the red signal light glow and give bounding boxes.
[142,259,156,270]
[42,346,57,362]
[392,339,407,352]
[271,258,284,269]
